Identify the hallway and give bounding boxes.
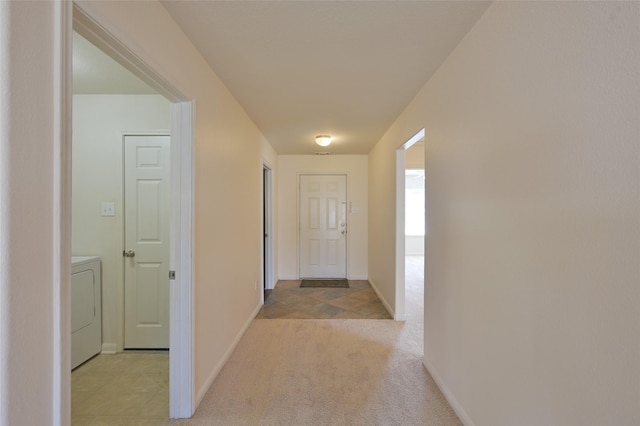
[2,2,635,424]
[170,256,458,425]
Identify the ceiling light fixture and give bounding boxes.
[315,135,332,147]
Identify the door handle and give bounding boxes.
[341,230,346,235]
[123,250,135,258]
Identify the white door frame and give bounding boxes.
[70,4,195,418]
[395,129,425,321]
[262,164,274,296]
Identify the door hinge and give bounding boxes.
[169,270,176,280]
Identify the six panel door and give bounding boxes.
[124,135,170,349]
[299,174,347,278]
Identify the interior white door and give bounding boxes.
[124,135,170,348]
[299,174,347,278]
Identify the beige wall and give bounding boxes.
[278,155,368,280]
[72,94,170,352]
[76,0,274,404]
[369,2,640,425]
[368,138,400,311]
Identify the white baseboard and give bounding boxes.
[422,358,475,426]
[367,278,395,318]
[394,312,406,321]
[101,343,117,354]
[278,275,298,280]
[196,302,263,406]
[348,275,368,280]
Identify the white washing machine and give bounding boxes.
[71,256,102,369]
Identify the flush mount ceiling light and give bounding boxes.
[315,135,332,147]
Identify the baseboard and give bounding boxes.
[348,275,368,280]
[422,358,475,426]
[196,301,263,406]
[367,278,395,318]
[101,343,117,354]
[278,275,298,280]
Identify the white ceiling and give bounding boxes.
[161,1,491,154]
[73,1,491,154]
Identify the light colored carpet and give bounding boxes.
[171,256,461,425]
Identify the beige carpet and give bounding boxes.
[170,256,461,425]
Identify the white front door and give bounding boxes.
[299,174,347,278]
[124,135,170,348]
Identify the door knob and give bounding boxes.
[123,250,135,257]
[341,230,346,235]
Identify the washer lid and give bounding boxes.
[71,256,101,267]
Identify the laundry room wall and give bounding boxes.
[72,94,170,352]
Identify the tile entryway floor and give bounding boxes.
[256,280,392,319]
[71,351,169,425]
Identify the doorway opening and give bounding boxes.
[395,129,425,321]
[70,4,194,420]
[403,168,425,326]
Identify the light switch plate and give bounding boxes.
[101,202,115,217]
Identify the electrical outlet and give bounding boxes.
[101,202,115,217]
